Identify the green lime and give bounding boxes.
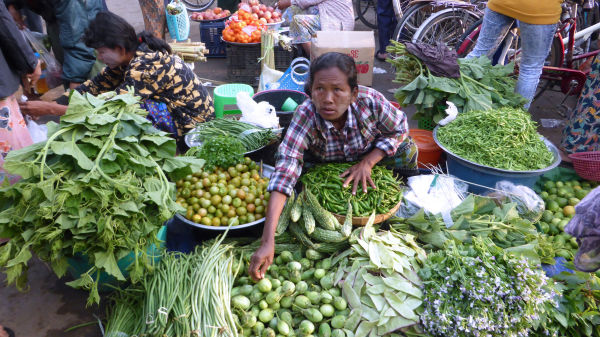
[558,188,569,197]
[542,210,554,223]
[556,181,564,188]
[549,224,559,235]
[540,191,549,200]
[575,189,587,199]
[547,200,560,212]
[559,220,569,231]
[568,197,580,206]
[551,218,562,226]
[549,187,558,195]
[557,197,568,207]
[554,211,564,219]
[540,222,550,234]
[545,180,556,190]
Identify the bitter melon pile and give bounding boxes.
[276,189,354,253]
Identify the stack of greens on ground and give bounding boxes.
[387,40,527,124]
[0,90,203,305]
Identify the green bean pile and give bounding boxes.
[437,107,554,171]
[301,163,403,217]
[189,119,277,152]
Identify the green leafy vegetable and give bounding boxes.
[437,107,554,171]
[186,135,245,170]
[0,90,203,305]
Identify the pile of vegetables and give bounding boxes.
[419,237,559,337]
[332,216,427,335]
[301,163,403,217]
[437,107,555,171]
[187,119,278,153]
[169,41,209,63]
[278,189,352,254]
[386,40,527,123]
[537,178,598,260]
[104,235,240,337]
[175,157,271,226]
[390,195,554,265]
[0,90,203,305]
[231,246,349,337]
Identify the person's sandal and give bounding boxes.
[375,51,388,61]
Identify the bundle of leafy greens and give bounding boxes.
[389,195,556,265]
[387,40,527,123]
[185,135,245,170]
[0,90,203,305]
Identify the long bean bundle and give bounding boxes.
[437,107,554,171]
[104,235,241,337]
[189,119,278,152]
[301,163,403,216]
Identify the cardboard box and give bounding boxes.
[311,31,375,86]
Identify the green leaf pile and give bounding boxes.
[332,217,427,336]
[437,107,555,171]
[386,41,528,123]
[0,90,203,305]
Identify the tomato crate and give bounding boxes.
[199,20,226,58]
[226,42,295,86]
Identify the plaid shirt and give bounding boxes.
[268,86,408,196]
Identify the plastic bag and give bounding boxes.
[21,29,62,89]
[565,186,600,272]
[397,174,468,227]
[486,181,545,223]
[26,116,48,143]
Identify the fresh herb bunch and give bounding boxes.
[437,107,554,171]
[188,119,277,152]
[419,237,559,337]
[0,90,203,305]
[187,135,245,170]
[386,40,527,123]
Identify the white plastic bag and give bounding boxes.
[26,116,47,143]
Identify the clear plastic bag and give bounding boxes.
[21,28,62,89]
[487,181,545,223]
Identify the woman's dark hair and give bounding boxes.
[83,12,172,54]
[304,52,358,96]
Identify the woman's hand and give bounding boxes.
[277,0,292,10]
[340,148,386,195]
[19,101,66,117]
[249,239,275,281]
[22,59,42,95]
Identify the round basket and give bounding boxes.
[569,151,600,181]
[331,199,403,226]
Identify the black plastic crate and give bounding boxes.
[226,42,295,86]
[199,20,226,58]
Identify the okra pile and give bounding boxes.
[232,248,350,337]
[301,163,403,217]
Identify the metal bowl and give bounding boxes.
[184,127,283,154]
[173,164,275,239]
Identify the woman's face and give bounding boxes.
[311,67,358,121]
[96,46,129,69]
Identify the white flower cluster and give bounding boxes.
[419,239,559,337]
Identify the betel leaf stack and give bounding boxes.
[0,90,203,305]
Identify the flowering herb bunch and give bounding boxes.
[418,237,560,337]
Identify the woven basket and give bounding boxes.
[569,151,600,181]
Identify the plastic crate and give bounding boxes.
[226,42,295,86]
[417,117,436,131]
[199,21,226,58]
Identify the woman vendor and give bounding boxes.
[19,11,214,151]
[249,52,417,280]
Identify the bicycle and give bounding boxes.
[392,0,485,45]
[455,0,600,105]
[182,0,215,12]
[354,0,411,30]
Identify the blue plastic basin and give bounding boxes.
[67,225,166,290]
[433,127,562,194]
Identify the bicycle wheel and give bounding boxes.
[455,18,483,57]
[392,2,430,42]
[182,0,214,12]
[412,7,481,48]
[355,0,378,29]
